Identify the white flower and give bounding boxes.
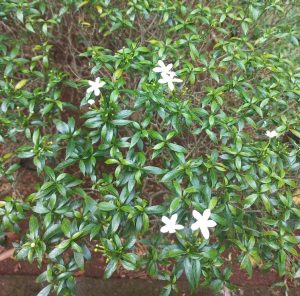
[87,77,105,96]
[265,130,279,138]
[153,60,174,76]
[160,214,184,234]
[153,60,183,91]
[191,209,216,239]
[87,99,95,105]
[158,72,183,91]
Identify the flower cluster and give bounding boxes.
[160,209,217,239]
[86,77,106,105]
[153,60,183,91]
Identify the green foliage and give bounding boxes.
[0,0,300,295]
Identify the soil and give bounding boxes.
[0,249,284,286]
[2,275,300,296]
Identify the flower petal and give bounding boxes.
[99,81,106,87]
[173,77,183,83]
[192,210,202,220]
[168,81,174,91]
[157,60,165,68]
[175,224,184,230]
[168,72,176,78]
[207,220,217,228]
[191,221,200,231]
[203,209,211,220]
[160,225,170,233]
[153,67,162,72]
[87,86,93,93]
[95,77,100,83]
[200,225,210,239]
[94,88,101,96]
[166,64,173,71]
[161,216,170,224]
[169,228,176,233]
[170,214,178,224]
[266,130,278,138]
[158,78,167,84]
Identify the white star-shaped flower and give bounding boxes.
[265,130,279,138]
[86,77,105,96]
[191,209,216,239]
[153,60,174,76]
[158,72,183,91]
[87,99,95,105]
[160,214,184,234]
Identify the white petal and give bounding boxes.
[168,81,174,91]
[175,224,184,230]
[170,214,178,224]
[160,225,170,233]
[153,67,162,72]
[87,86,93,93]
[166,64,173,71]
[207,220,217,228]
[95,77,100,83]
[200,225,210,239]
[191,221,200,231]
[161,72,172,77]
[158,78,167,84]
[94,88,101,96]
[161,216,170,224]
[192,210,202,220]
[88,80,94,86]
[157,60,165,68]
[173,77,183,83]
[88,99,95,105]
[203,209,211,220]
[168,72,176,78]
[266,130,278,138]
[169,227,176,234]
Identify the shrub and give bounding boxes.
[0,0,300,295]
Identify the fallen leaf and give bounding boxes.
[0,248,14,261]
[293,188,300,206]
